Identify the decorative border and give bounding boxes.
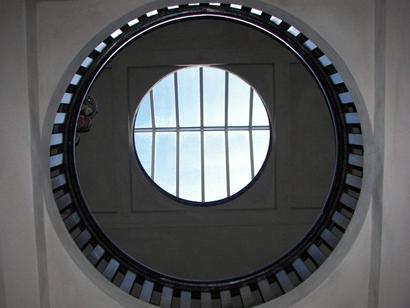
[49,3,364,307]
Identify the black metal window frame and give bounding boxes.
[49,3,364,307]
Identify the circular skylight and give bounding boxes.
[133,66,270,203]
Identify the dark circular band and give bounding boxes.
[49,3,363,306]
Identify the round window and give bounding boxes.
[133,66,270,204]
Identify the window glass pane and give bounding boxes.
[155,132,176,194]
[203,67,225,126]
[153,74,176,127]
[252,130,270,173]
[134,132,152,176]
[178,67,200,127]
[228,131,251,194]
[252,92,269,126]
[204,131,227,201]
[228,73,250,126]
[135,94,152,128]
[133,66,271,204]
[180,132,201,201]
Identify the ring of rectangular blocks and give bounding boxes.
[48,3,364,307]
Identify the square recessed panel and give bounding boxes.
[132,66,270,205]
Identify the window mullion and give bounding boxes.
[174,72,180,197]
[249,88,255,178]
[150,90,156,179]
[225,71,230,197]
[134,125,270,133]
[200,67,205,202]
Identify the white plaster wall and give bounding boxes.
[378,0,410,307]
[0,1,43,307]
[3,0,409,307]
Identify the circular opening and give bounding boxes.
[49,3,364,305]
[75,18,335,281]
[133,66,271,204]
